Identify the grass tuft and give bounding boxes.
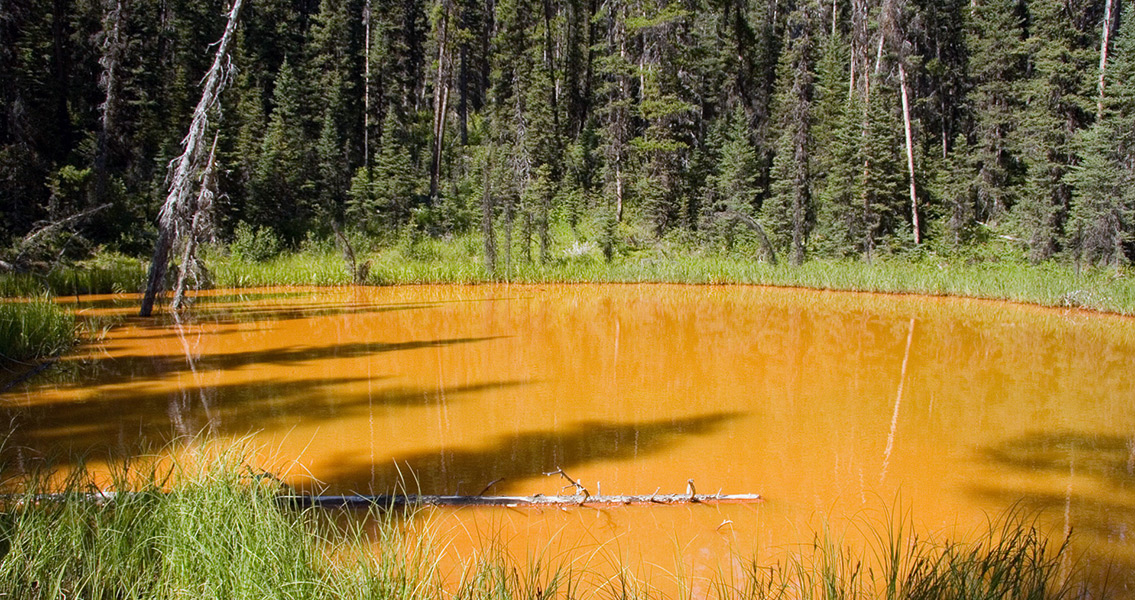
[0,298,77,364]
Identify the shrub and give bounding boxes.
[230,222,282,262]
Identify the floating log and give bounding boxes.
[280,492,764,509]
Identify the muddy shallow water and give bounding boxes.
[4,284,1135,592]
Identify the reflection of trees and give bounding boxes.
[974,431,1135,586]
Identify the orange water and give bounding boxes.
[3,284,1134,592]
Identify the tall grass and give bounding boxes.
[0,451,1105,600]
[0,253,146,298]
[5,238,1131,314]
[0,298,77,363]
[207,238,1135,315]
[0,450,438,600]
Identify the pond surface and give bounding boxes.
[4,284,1135,592]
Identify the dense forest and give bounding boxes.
[2,0,1134,269]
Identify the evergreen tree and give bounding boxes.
[251,59,311,243]
[706,106,761,251]
[1065,7,1135,265]
[932,134,979,249]
[967,0,1028,224]
[1012,0,1096,261]
[765,2,817,265]
[374,109,420,226]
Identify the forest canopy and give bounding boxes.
[2,0,1133,268]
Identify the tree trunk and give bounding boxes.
[899,62,920,244]
[140,0,244,317]
[1097,0,1115,119]
[94,0,124,208]
[482,143,496,274]
[171,136,219,311]
[363,0,372,167]
[429,1,452,200]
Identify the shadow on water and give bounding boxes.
[2,377,533,469]
[973,430,1135,586]
[305,411,742,496]
[44,336,504,392]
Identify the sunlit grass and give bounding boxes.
[4,237,1132,314]
[0,297,77,363]
[0,253,146,298]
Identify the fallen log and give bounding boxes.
[3,491,763,509]
[280,492,764,509]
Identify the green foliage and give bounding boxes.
[229,222,282,263]
[4,0,1135,269]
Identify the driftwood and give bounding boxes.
[281,492,764,509]
[6,491,763,509]
[6,471,763,510]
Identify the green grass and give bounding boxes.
[0,253,146,298]
[0,450,1107,600]
[208,240,1135,315]
[0,298,77,364]
[5,236,1134,315]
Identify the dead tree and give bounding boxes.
[171,135,219,310]
[140,0,245,317]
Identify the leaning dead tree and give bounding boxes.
[170,135,220,310]
[140,0,245,317]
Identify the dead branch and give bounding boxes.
[724,210,779,266]
[544,467,590,502]
[9,204,110,268]
[478,478,505,496]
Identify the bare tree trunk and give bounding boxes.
[94,0,124,208]
[429,1,452,200]
[363,0,372,167]
[140,0,244,317]
[1097,0,1115,119]
[482,143,496,274]
[171,136,219,310]
[899,62,920,244]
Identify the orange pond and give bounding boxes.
[4,283,1135,592]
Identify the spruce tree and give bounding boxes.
[1065,7,1135,265]
[374,109,419,227]
[765,2,817,265]
[706,106,760,251]
[967,0,1028,224]
[1012,0,1095,261]
[251,59,310,243]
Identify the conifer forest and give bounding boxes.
[2,0,1134,268]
